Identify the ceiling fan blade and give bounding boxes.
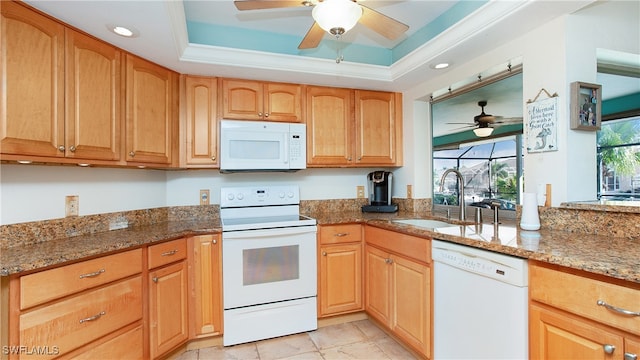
[493,117,524,124]
[298,22,324,49]
[234,1,305,11]
[359,5,409,40]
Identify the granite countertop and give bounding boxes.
[2,211,639,284]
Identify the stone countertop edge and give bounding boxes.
[1,212,638,285]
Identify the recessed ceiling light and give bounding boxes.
[107,24,138,38]
[432,62,450,70]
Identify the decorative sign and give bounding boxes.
[526,95,558,153]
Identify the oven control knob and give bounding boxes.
[287,192,294,198]
[237,193,244,200]
[227,193,234,201]
[278,192,285,199]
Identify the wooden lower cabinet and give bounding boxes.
[529,261,640,360]
[319,243,363,317]
[148,260,189,359]
[364,227,431,359]
[64,323,143,360]
[318,224,363,318]
[188,234,223,338]
[17,276,142,360]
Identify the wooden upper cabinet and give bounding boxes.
[65,28,121,161]
[1,1,65,158]
[1,1,122,163]
[125,53,176,165]
[355,90,402,166]
[305,86,354,166]
[181,75,218,168]
[306,87,403,167]
[220,79,302,122]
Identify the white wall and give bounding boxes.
[0,164,167,225]
[165,168,379,206]
[0,164,379,225]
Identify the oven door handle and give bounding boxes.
[223,225,317,240]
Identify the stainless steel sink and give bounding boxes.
[392,219,459,229]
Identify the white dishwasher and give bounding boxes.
[432,240,528,359]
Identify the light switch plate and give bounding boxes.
[407,185,413,199]
[357,186,365,198]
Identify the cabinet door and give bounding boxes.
[125,54,174,165]
[183,76,218,167]
[149,261,188,359]
[189,234,222,337]
[530,304,624,359]
[364,245,391,326]
[319,243,363,317]
[220,79,262,120]
[305,86,354,166]
[65,29,121,161]
[264,83,302,122]
[626,337,640,360]
[355,90,402,165]
[1,1,65,158]
[391,255,430,357]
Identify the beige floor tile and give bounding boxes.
[174,349,198,360]
[256,333,319,360]
[374,336,417,359]
[320,341,390,360]
[198,342,259,360]
[308,322,367,350]
[276,351,325,360]
[351,319,388,340]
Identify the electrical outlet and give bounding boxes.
[357,185,365,198]
[200,189,210,205]
[65,195,79,217]
[407,184,413,199]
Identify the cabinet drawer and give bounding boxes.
[19,276,142,359]
[148,238,187,269]
[67,324,143,360]
[20,249,142,310]
[364,226,431,264]
[530,263,640,335]
[320,224,362,245]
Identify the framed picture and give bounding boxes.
[570,81,601,130]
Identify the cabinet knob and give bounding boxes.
[347,157,352,161]
[211,156,216,161]
[58,145,65,152]
[129,151,135,157]
[322,251,327,256]
[265,113,270,117]
[625,353,638,360]
[212,239,217,244]
[69,145,76,152]
[258,112,263,117]
[152,276,159,283]
[385,258,393,264]
[603,344,616,354]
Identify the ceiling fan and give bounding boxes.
[233,0,409,50]
[448,101,523,137]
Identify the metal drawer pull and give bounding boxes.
[161,249,178,257]
[79,311,106,324]
[152,276,159,283]
[79,269,105,279]
[625,353,638,360]
[597,300,640,316]
[603,344,616,354]
[334,233,349,237]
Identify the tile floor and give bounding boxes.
[175,319,417,360]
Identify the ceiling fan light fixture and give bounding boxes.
[473,127,494,137]
[312,0,362,36]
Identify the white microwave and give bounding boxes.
[220,120,306,172]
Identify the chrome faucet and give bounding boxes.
[439,169,466,221]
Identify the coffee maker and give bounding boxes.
[362,171,398,213]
